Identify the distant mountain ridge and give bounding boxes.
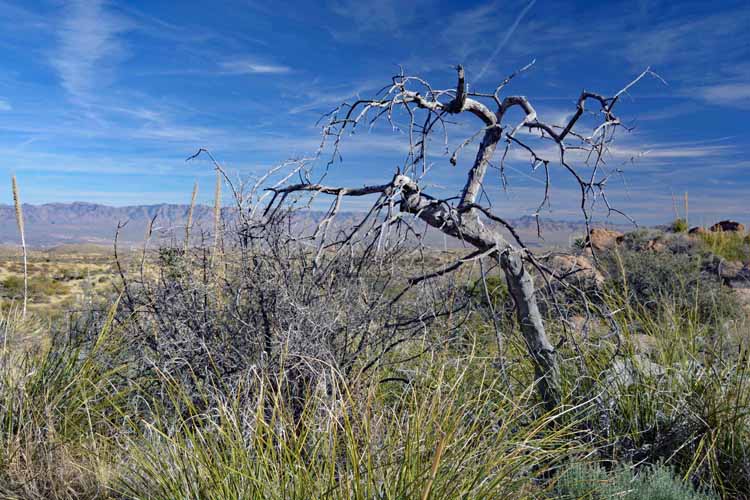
[0,202,220,247]
[0,202,621,248]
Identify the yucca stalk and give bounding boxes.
[184,181,198,254]
[11,176,27,319]
[211,170,224,276]
[212,170,222,256]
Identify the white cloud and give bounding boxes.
[51,0,131,102]
[609,144,733,160]
[0,99,10,111]
[219,58,291,75]
[696,83,750,107]
[328,0,429,38]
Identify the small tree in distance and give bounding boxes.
[262,63,660,410]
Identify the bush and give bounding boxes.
[600,247,738,324]
[553,463,717,499]
[0,275,23,297]
[572,285,750,498]
[1,275,70,302]
[671,218,689,233]
[467,274,510,310]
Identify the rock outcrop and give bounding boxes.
[703,255,750,289]
[643,238,667,252]
[585,228,624,252]
[545,254,605,288]
[710,220,745,233]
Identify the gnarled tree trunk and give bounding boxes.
[397,174,560,409]
[270,64,653,409]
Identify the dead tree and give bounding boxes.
[265,64,658,410]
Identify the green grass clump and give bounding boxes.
[0,304,587,499]
[699,231,750,262]
[116,357,584,500]
[576,284,750,498]
[0,303,128,499]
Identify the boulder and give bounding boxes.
[716,259,743,280]
[585,228,624,252]
[567,314,610,339]
[630,334,659,355]
[733,288,750,314]
[688,226,708,236]
[703,255,750,288]
[710,220,745,233]
[727,266,750,289]
[719,260,744,280]
[546,254,604,287]
[607,355,665,387]
[643,238,667,252]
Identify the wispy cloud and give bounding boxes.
[475,0,536,82]
[327,0,430,39]
[287,79,380,114]
[51,0,131,103]
[696,83,750,108]
[622,7,750,71]
[0,99,10,111]
[610,144,733,160]
[219,58,291,75]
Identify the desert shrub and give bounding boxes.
[600,247,738,324]
[570,290,750,498]
[0,275,23,298]
[83,207,469,415]
[60,267,86,281]
[553,462,717,499]
[671,218,689,233]
[1,275,69,302]
[467,273,512,314]
[30,277,70,299]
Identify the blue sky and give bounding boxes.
[0,0,748,225]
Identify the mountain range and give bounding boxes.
[0,202,618,248]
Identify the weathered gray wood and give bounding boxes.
[396,174,560,409]
[268,65,658,409]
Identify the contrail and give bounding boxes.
[475,0,537,82]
